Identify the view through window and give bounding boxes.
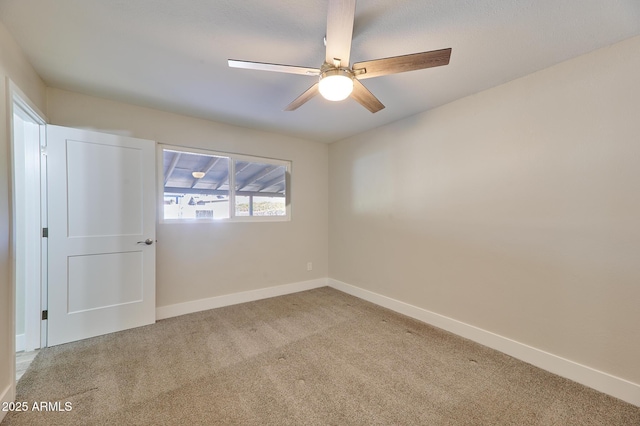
[161,146,289,221]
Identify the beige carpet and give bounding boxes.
[3,287,639,425]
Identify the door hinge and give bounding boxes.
[42,228,48,238]
[41,310,48,320]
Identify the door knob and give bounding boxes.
[137,239,154,245]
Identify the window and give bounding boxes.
[234,160,287,217]
[160,145,290,222]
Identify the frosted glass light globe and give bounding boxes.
[318,70,354,101]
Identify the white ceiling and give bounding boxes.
[1,0,639,143]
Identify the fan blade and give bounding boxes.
[353,48,451,80]
[351,79,384,113]
[285,83,319,111]
[325,0,356,67]
[228,59,320,76]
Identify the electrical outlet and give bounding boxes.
[307,262,313,271]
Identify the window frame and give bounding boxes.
[158,144,291,223]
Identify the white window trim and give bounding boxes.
[157,144,291,223]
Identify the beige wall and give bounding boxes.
[0,20,47,418]
[46,88,328,308]
[329,35,640,385]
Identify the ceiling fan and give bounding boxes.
[228,0,451,113]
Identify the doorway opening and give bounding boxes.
[10,82,47,380]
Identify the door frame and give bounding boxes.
[8,78,48,372]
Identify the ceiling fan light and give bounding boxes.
[192,171,206,179]
[319,69,354,101]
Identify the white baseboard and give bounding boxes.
[156,278,328,320]
[1,382,15,423]
[328,278,640,407]
[15,334,25,353]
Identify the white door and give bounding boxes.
[46,125,156,346]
